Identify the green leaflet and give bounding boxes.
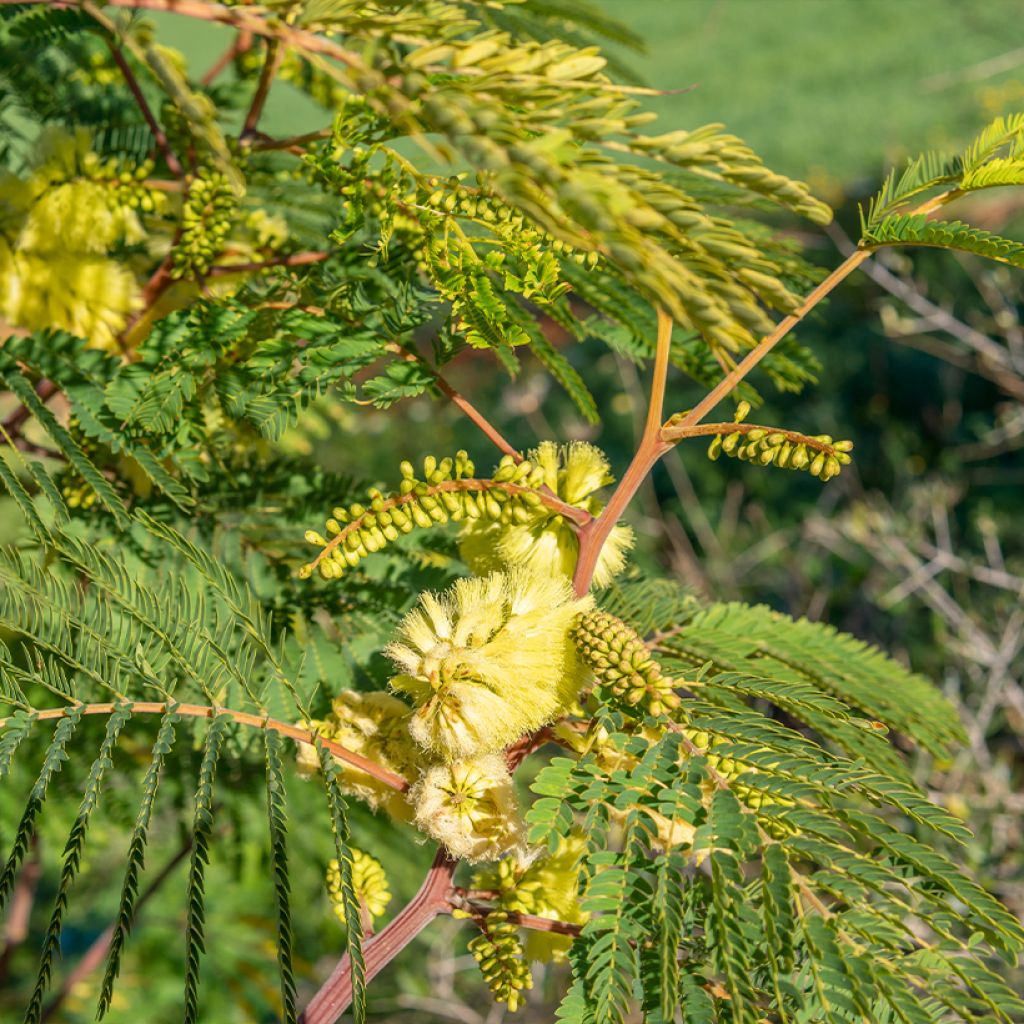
[25,705,132,1024]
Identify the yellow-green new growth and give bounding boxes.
[327,848,392,924]
[410,754,526,863]
[460,441,633,587]
[572,609,682,716]
[296,690,418,822]
[387,567,592,759]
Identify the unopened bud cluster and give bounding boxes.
[466,910,533,1011]
[472,833,587,964]
[700,401,853,481]
[171,168,238,279]
[417,175,600,268]
[79,151,164,215]
[572,610,681,716]
[326,848,391,924]
[301,451,551,580]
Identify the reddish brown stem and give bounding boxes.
[252,128,333,152]
[573,308,673,596]
[660,420,845,455]
[104,40,184,178]
[0,702,409,792]
[2,379,58,436]
[299,849,458,1024]
[206,250,331,277]
[40,841,192,1022]
[241,39,283,139]
[200,29,252,86]
[434,375,522,461]
[0,0,361,70]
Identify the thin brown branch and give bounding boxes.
[40,840,192,1022]
[676,190,955,432]
[103,39,184,178]
[676,248,872,431]
[2,379,59,437]
[252,127,333,152]
[0,0,362,70]
[0,702,410,792]
[206,250,332,277]
[0,835,41,983]
[300,849,458,1024]
[241,39,283,139]
[642,307,673,441]
[450,897,583,937]
[200,29,252,87]
[433,375,522,461]
[572,308,673,595]
[385,343,524,461]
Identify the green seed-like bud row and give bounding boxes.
[705,404,853,482]
[171,168,238,279]
[300,451,552,580]
[572,610,681,716]
[466,911,533,1011]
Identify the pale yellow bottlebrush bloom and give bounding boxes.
[459,441,633,587]
[295,690,419,823]
[410,754,527,863]
[387,567,593,760]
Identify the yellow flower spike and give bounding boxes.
[459,441,633,588]
[410,754,527,863]
[326,849,392,924]
[387,568,593,759]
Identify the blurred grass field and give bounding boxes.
[594,0,1024,185]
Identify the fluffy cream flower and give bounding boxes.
[460,441,633,587]
[387,567,592,760]
[410,754,526,863]
[296,690,419,823]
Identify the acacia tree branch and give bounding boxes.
[0,0,362,69]
[299,849,458,1024]
[660,420,845,457]
[206,250,332,277]
[0,702,409,791]
[103,39,184,178]
[572,192,959,597]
